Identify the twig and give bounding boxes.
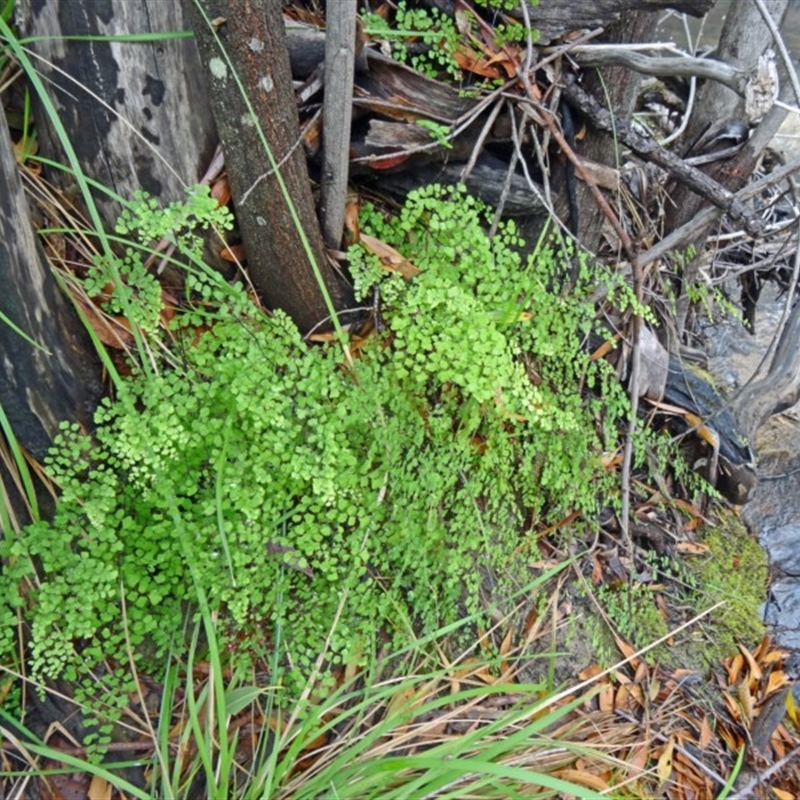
[519,99,636,258]
[635,155,800,269]
[459,97,505,183]
[728,744,800,799]
[239,109,321,206]
[350,75,518,165]
[533,27,606,72]
[518,2,638,552]
[488,108,521,235]
[659,11,706,147]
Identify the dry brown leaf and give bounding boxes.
[726,653,745,684]
[614,670,632,686]
[220,243,246,263]
[765,669,791,697]
[88,775,112,800]
[722,691,742,722]
[84,307,135,348]
[615,683,634,711]
[358,232,420,278]
[764,649,787,665]
[553,769,610,792]
[738,680,755,727]
[598,684,614,712]
[628,683,645,708]
[656,736,675,785]
[699,713,713,748]
[522,605,539,642]
[499,626,513,659]
[210,174,231,207]
[718,723,742,751]
[753,635,773,662]
[591,554,603,585]
[451,47,506,80]
[628,743,648,774]
[613,635,638,665]
[499,626,514,674]
[675,541,710,555]
[648,678,662,702]
[344,196,361,243]
[739,642,763,683]
[578,663,604,681]
[771,789,794,800]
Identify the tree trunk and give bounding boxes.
[18,0,218,233]
[571,10,658,254]
[0,103,102,463]
[186,0,354,334]
[664,0,789,337]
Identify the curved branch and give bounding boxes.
[563,46,748,95]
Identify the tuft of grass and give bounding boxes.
[0,559,623,799]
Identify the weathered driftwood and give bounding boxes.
[285,18,327,79]
[343,49,550,211]
[564,10,657,254]
[356,50,476,125]
[0,103,101,462]
[732,303,800,445]
[660,0,790,364]
[562,47,748,95]
[18,0,218,231]
[186,0,353,334]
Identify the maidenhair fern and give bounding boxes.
[1,183,629,707]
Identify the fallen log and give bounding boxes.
[359,151,545,217]
[511,0,715,44]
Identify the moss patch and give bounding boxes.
[520,510,769,686]
[685,512,768,665]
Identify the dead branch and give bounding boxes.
[562,46,747,95]
[562,74,766,237]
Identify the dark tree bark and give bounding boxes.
[0,102,102,462]
[519,0,714,44]
[18,0,218,232]
[186,0,354,334]
[569,10,658,254]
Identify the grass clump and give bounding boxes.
[0,184,627,722]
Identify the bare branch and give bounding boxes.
[563,46,747,95]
